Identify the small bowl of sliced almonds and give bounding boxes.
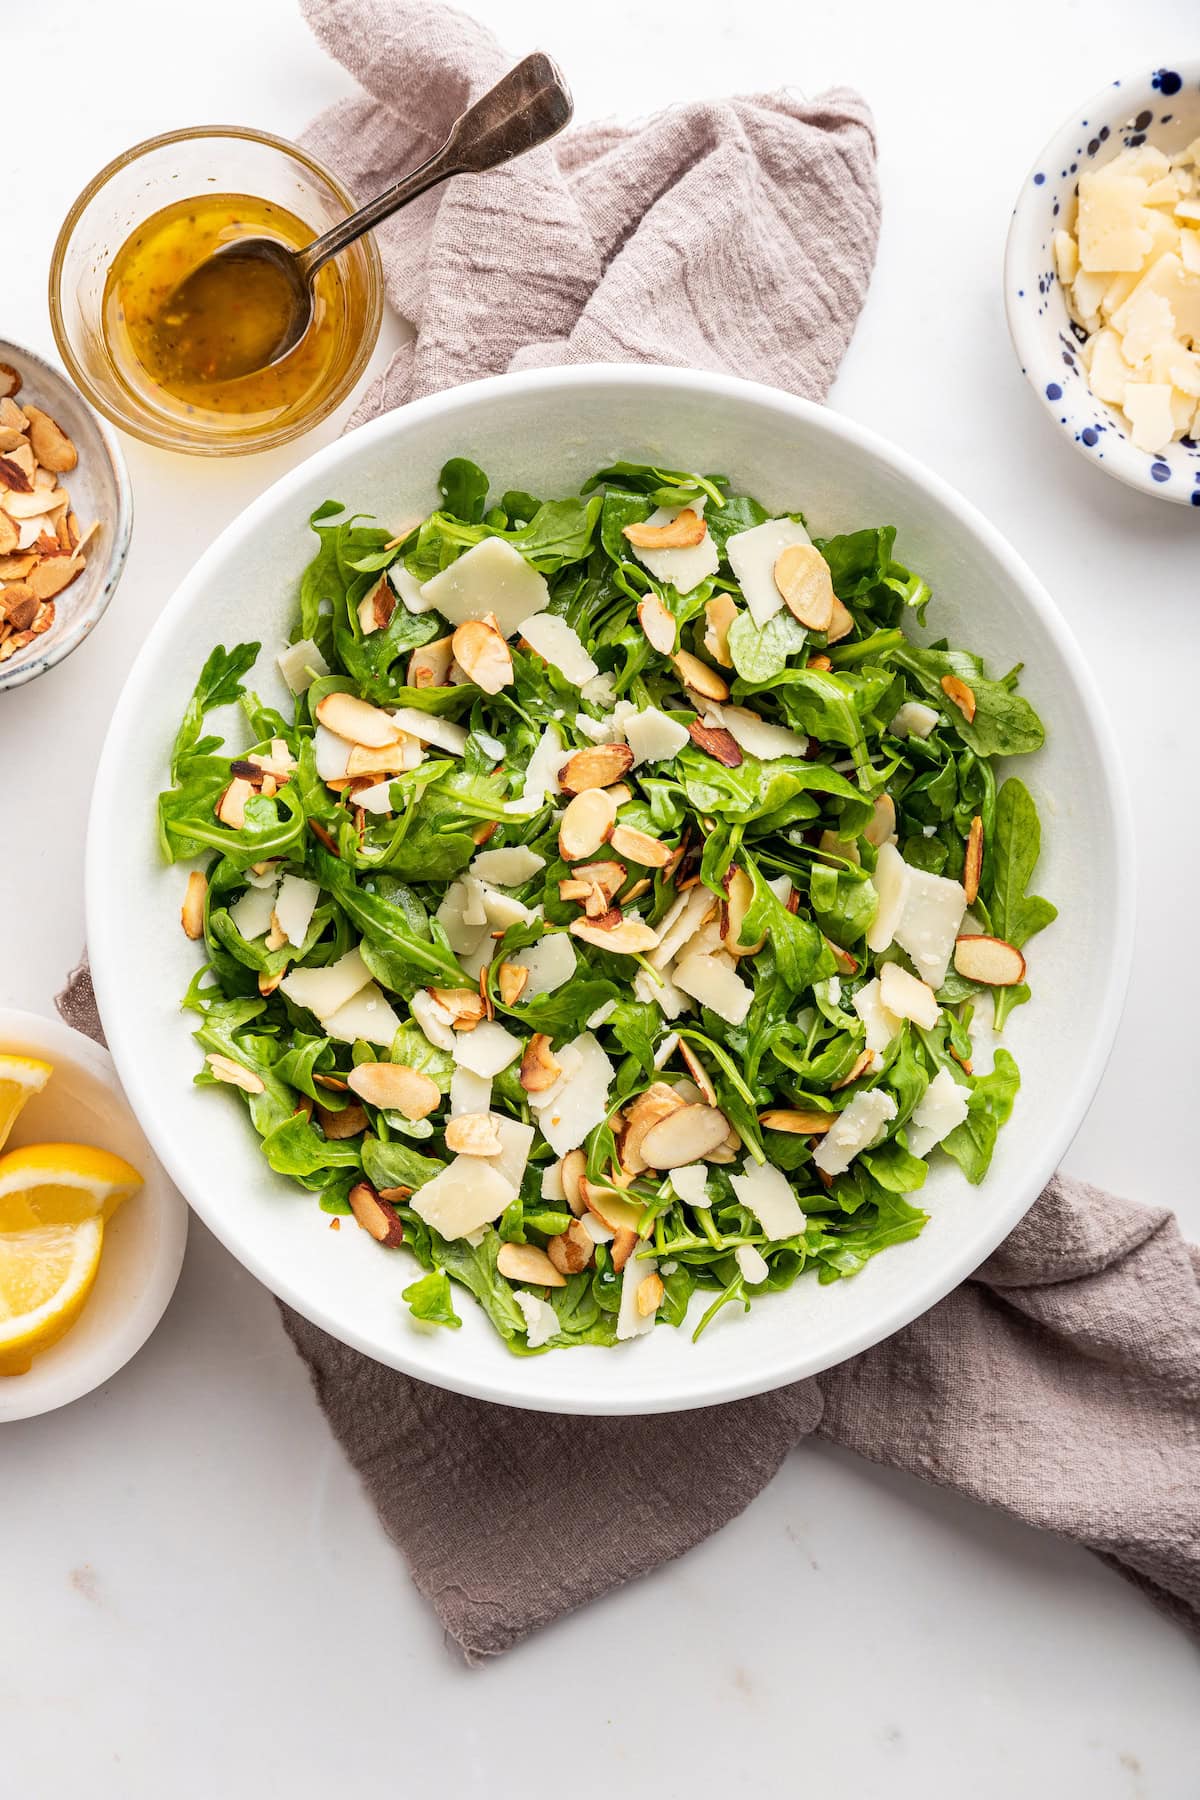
[0,338,132,691]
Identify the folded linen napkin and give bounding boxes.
[59,0,1200,1663]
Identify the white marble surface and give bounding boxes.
[4,0,1198,1792]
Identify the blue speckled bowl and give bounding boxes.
[1004,64,1200,507]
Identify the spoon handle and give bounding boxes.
[296,53,573,283]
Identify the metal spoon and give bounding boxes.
[159,52,573,383]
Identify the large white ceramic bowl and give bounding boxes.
[86,366,1133,1415]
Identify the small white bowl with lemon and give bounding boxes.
[0,1009,186,1423]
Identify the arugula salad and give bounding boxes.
[160,456,1055,1352]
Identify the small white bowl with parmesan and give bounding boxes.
[1004,63,1200,505]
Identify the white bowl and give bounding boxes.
[1004,63,1200,506]
[85,365,1133,1415]
[0,1009,187,1423]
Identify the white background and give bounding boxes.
[4,0,1198,1793]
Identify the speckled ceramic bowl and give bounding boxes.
[1004,64,1200,507]
[0,339,133,692]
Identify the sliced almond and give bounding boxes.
[28,555,83,602]
[639,1102,730,1169]
[348,1181,405,1248]
[582,1179,643,1236]
[807,653,833,671]
[963,815,984,906]
[520,1033,562,1093]
[24,406,77,474]
[2,486,65,518]
[315,690,401,748]
[0,550,33,577]
[720,864,764,956]
[561,1148,587,1216]
[181,870,206,940]
[676,1039,717,1106]
[0,363,21,400]
[952,934,1026,986]
[941,674,976,724]
[376,1184,413,1202]
[312,1073,349,1091]
[0,456,31,495]
[559,878,592,902]
[672,649,728,701]
[832,1048,875,1090]
[558,786,618,861]
[636,1273,664,1318]
[407,633,454,688]
[430,986,486,1029]
[0,427,25,455]
[572,860,626,901]
[345,736,416,778]
[357,575,396,635]
[606,783,633,808]
[625,877,652,902]
[864,793,896,848]
[496,1242,567,1287]
[559,743,634,794]
[205,1053,264,1095]
[498,963,529,1006]
[451,615,512,694]
[73,518,101,560]
[347,1061,441,1119]
[637,592,676,654]
[774,544,834,631]
[316,1101,369,1139]
[546,1218,594,1275]
[620,1082,684,1172]
[445,1110,504,1156]
[216,777,255,829]
[622,507,706,549]
[610,824,670,868]
[259,970,284,997]
[583,882,611,918]
[826,596,855,644]
[687,718,742,767]
[570,914,659,954]
[823,936,859,975]
[2,588,36,632]
[703,592,738,668]
[759,1108,834,1134]
[610,1226,637,1271]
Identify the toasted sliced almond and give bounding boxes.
[610,823,670,868]
[546,1218,594,1275]
[520,1033,562,1093]
[703,592,738,668]
[687,718,742,766]
[826,596,855,644]
[572,860,626,901]
[963,815,984,906]
[452,616,513,694]
[622,507,706,549]
[559,878,592,902]
[376,1184,413,1202]
[559,743,634,794]
[583,882,610,918]
[0,364,21,400]
[832,1048,875,1090]
[28,555,83,602]
[941,674,976,723]
[181,870,206,940]
[720,864,764,956]
[24,406,77,474]
[0,518,19,559]
[348,1182,405,1247]
[636,1272,664,1317]
[582,1179,643,1236]
[823,936,859,975]
[316,1101,369,1139]
[0,550,33,578]
[205,1053,264,1095]
[608,1226,636,1271]
[0,456,31,495]
[774,544,834,631]
[445,1111,504,1156]
[953,934,1026,986]
[807,653,833,671]
[312,1073,349,1091]
[347,1061,441,1118]
[637,592,676,653]
[759,1108,834,1134]
[357,575,396,635]
[315,690,401,747]
[73,518,101,560]
[345,736,417,778]
[431,986,486,1029]
[570,914,659,953]
[407,634,454,688]
[0,427,24,455]
[864,793,896,848]
[2,588,36,632]
[676,1039,717,1106]
[620,1083,685,1172]
[561,1147,587,1216]
[672,648,728,701]
[216,777,255,829]
[558,786,618,861]
[496,1242,567,1287]
[498,963,529,1006]
[638,1102,729,1169]
[606,783,633,808]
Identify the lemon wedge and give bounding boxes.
[0,1216,104,1375]
[0,1054,53,1154]
[0,1142,144,1232]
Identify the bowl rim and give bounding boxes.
[47,123,385,457]
[1003,62,1200,506]
[0,337,134,695]
[0,1006,188,1424]
[85,362,1137,1413]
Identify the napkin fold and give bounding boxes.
[58,0,1200,1664]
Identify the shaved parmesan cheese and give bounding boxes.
[482,1115,535,1194]
[273,875,319,947]
[420,536,550,637]
[473,729,506,760]
[634,967,692,1019]
[888,700,940,739]
[621,704,690,768]
[852,977,901,1060]
[513,1289,560,1348]
[1124,381,1178,452]
[410,1158,515,1240]
[509,931,576,998]
[672,952,752,1026]
[390,707,469,754]
[735,1244,770,1285]
[616,1242,657,1339]
[906,1067,970,1158]
[866,843,909,955]
[411,989,458,1053]
[627,502,719,594]
[541,1159,565,1202]
[879,961,940,1029]
[703,702,808,761]
[530,1032,614,1156]
[451,1019,523,1078]
[725,516,813,628]
[652,1031,680,1069]
[315,724,352,781]
[388,562,437,613]
[519,612,599,687]
[730,1161,806,1240]
[670,1164,711,1207]
[435,880,486,955]
[281,948,371,1020]
[229,881,277,941]
[506,723,568,814]
[470,845,546,885]
[353,780,394,815]
[243,862,281,888]
[586,998,617,1029]
[581,1211,615,1244]
[813,1090,898,1178]
[277,638,328,694]
[323,981,402,1047]
[449,1067,492,1116]
[893,866,967,991]
[648,883,715,969]
[580,671,617,709]
[477,882,537,933]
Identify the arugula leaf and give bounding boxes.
[170,642,261,780]
[727,609,808,682]
[402,1269,462,1329]
[892,645,1045,758]
[941,1050,1021,1183]
[438,458,490,523]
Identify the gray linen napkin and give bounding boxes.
[59,0,1200,1663]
